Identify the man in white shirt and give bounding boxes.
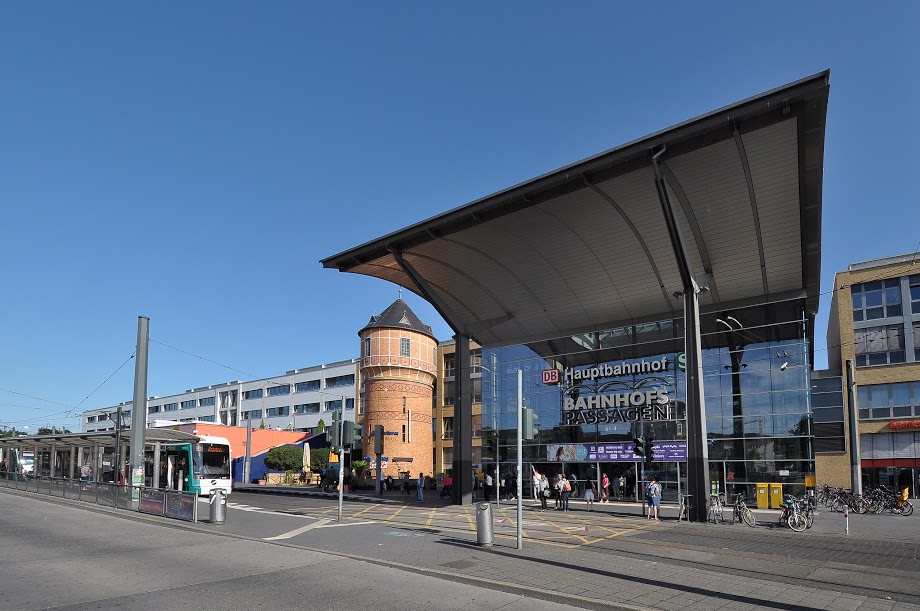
[484,472,493,502]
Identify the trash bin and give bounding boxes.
[769,484,783,509]
[476,502,493,547]
[755,483,769,509]
[209,489,227,524]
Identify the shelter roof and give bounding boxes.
[322,72,830,348]
[0,428,200,449]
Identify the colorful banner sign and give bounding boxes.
[546,440,687,462]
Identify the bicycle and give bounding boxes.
[707,492,724,524]
[730,493,755,527]
[678,494,693,522]
[778,495,808,532]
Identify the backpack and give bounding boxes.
[563,479,571,492]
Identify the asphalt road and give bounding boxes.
[0,491,578,611]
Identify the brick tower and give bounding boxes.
[359,296,436,480]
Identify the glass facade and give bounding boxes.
[481,299,814,504]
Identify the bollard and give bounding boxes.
[476,502,493,547]
[209,489,227,524]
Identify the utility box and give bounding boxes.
[769,484,783,509]
[755,483,769,509]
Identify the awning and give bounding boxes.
[322,72,829,350]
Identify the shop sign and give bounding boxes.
[547,440,687,462]
[890,420,920,430]
[562,388,672,425]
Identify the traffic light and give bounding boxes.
[645,437,655,464]
[352,423,364,446]
[633,436,646,460]
[343,421,354,448]
[522,407,537,441]
[330,411,342,450]
[373,424,385,455]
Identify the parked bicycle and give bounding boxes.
[778,494,809,532]
[730,493,755,527]
[707,492,724,524]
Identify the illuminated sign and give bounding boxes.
[563,357,669,383]
[890,420,920,430]
[542,369,560,385]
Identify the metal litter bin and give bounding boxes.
[209,489,227,524]
[476,502,493,546]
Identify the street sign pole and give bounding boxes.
[337,400,346,522]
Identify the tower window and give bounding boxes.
[401,338,410,357]
[364,337,371,357]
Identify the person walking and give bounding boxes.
[553,474,563,509]
[417,472,425,502]
[585,479,597,510]
[618,474,626,499]
[646,475,662,520]
[532,466,541,501]
[601,473,610,503]
[561,473,571,511]
[484,471,493,502]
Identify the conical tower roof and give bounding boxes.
[360,298,434,338]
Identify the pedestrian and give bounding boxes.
[646,475,662,520]
[507,472,517,500]
[80,461,93,489]
[484,471,493,502]
[536,472,549,512]
[441,473,453,498]
[585,479,597,510]
[553,474,563,509]
[601,473,610,503]
[561,472,571,511]
[417,472,425,502]
[532,466,541,501]
[568,472,578,499]
[619,474,626,499]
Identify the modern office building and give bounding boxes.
[82,359,359,435]
[819,253,920,496]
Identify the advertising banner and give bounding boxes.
[164,491,197,522]
[546,440,687,462]
[138,488,166,516]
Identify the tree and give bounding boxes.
[351,459,368,477]
[310,447,330,474]
[264,445,304,472]
[316,419,325,434]
[259,419,266,430]
[37,427,71,435]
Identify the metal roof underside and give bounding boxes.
[0,428,200,449]
[322,72,830,348]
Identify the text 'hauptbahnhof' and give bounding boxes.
[323,72,831,521]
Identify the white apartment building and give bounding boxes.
[82,359,359,435]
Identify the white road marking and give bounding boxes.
[315,520,376,529]
[262,518,333,540]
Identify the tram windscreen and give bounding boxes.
[192,444,230,477]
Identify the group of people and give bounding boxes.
[527,467,662,518]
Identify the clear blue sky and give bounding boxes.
[1,3,917,433]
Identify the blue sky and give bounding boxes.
[1,3,917,432]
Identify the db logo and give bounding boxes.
[542,369,560,385]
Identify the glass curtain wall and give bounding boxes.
[481,299,814,505]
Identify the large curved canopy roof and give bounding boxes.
[322,72,830,348]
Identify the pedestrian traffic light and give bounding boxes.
[633,436,646,459]
[522,407,537,440]
[330,411,342,450]
[352,423,364,446]
[373,424,384,454]
[645,437,655,464]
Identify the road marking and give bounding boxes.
[262,518,332,540]
[351,504,379,518]
[425,508,437,528]
[385,505,408,522]
[316,520,376,529]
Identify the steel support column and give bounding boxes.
[653,150,710,522]
[452,334,474,505]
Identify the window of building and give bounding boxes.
[148,405,160,414]
[852,279,902,321]
[443,416,454,439]
[295,380,320,392]
[199,396,215,407]
[266,406,290,417]
[267,384,290,397]
[364,337,371,357]
[472,377,482,403]
[164,403,178,412]
[857,381,920,419]
[443,353,456,378]
[400,338,410,358]
[243,389,263,400]
[86,416,96,423]
[245,409,263,420]
[324,398,354,411]
[910,274,920,314]
[124,410,131,419]
[180,400,196,409]
[472,414,482,438]
[326,374,355,389]
[294,403,320,414]
[811,375,845,453]
[914,321,920,361]
[854,324,905,366]
[443,380,455,406]
[199,415,215,422]
[470,348,482,373]
[219,391,237,409]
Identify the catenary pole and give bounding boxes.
[337,400,345,522]
[129,316,149,506]
[846,360,862,496]
[516,369,523,550]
